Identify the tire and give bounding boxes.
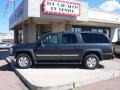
[83,54,99,69]
[16,54,32,69]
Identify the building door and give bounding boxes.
[34,33,60,61]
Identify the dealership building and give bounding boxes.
[9,0,120,44]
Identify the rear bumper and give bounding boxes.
[102,53,114,60]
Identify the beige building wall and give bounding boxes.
[22,23,36,43]
[22,24,28,43]
[21,22,73,43]
[51,22,65,32]
[43,24,51,32]
[65,24,72,32]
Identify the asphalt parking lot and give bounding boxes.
[0,50,28,90]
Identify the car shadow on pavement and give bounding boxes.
[32,64,85,69]
[115,54,120,59]
[31,64,104,69]
[98,64,104,69]
[0,63,13,71]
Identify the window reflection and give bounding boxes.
[72,26,110,38]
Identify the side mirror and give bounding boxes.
[41,41,45,47]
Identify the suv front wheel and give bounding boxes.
[16,54,32,69]
[84,54,99,69]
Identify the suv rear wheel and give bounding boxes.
[84,54,99,69]
[16,54,32,69]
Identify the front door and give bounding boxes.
[60,33,80,61]
[35,33,60,61]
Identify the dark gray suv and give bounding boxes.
[10,32,114,69]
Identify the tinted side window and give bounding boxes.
[62,34,78,44]
[42,34,58,44]
[81,33,110,43]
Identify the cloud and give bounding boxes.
[99,0,120,12]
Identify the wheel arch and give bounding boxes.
[15,50,34,62]
[83,51,101,61]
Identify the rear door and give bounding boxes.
[60,33,80,61]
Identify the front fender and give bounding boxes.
[14,49,36,61]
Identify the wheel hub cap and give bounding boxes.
[87,57,97,68]
[18,56,29,67]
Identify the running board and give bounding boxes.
[35,60,82,64]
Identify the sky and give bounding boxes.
[0,0,21,33]
[0,0,120,33]
[80,0,120,12]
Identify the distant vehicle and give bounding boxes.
[10,32,114,69]
[2,41,13,48]
[0,42,7,49]
[113,41,120,55]
[0,42,13,49]
[6,43,13,48]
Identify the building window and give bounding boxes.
[72,27,81,32]
[118,30,120,41]
[72,26,110,38]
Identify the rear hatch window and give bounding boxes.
[81,33,110,43]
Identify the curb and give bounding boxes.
[5,57,34,90]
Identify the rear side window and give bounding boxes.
[62,34,78,44]
[81,33,110,43]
